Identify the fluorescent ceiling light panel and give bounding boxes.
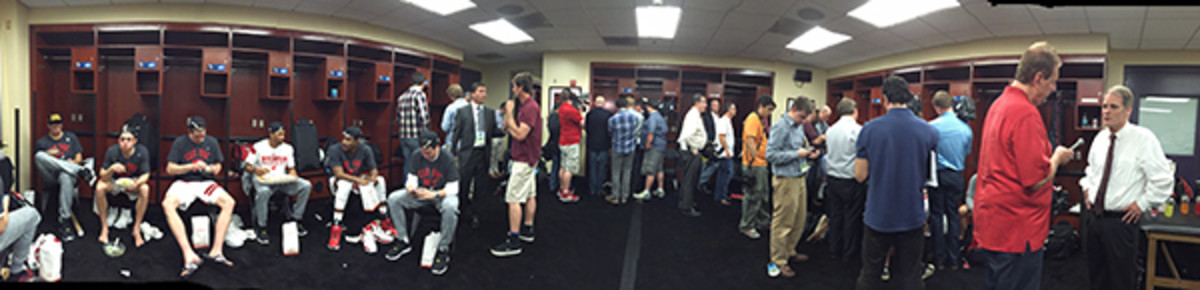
[848,0,960,28]
[1139,107,1172,114]
[407,0,476,16]
[1144,97,1189,103]
[785,26,851,53]
[636,5,682,39]
[470,19,534,45]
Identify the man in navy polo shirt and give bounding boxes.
[854,75,938,289]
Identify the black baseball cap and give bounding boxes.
[343,126,363,139]
[419,130,440,148]
[187,116,206,130]
[267,122,285,133]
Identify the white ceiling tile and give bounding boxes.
[370,6,436,26]
[1090,19,1144,39]
[293,1,346,15]
[206,0,249,6]
[1109,36,1140,49]
[858,30,910,47]
[963,3,1033,24]
[682,0,738,11]
[705,43,745,55]
[527,0,580,11]
[675,25,716,40]
[1085,7,1146,20]
[810,0,866,15]
[753,33,793,48]
[1027,6,1086,21]
[110,0,155,3]
[415,17,462,34]
[887,20,942,42]
[1139,37,1188,50]
[343,6,394,22]
[446,8,492,25]
[921,8,983,32]
[679,8,725,29]
[1186,39,1200,49]
[63,0,110,5]
[254,0,302,10]
[538,39,581,50]
[541,9,591,28]
[710,27,760,46]
[1147,7,1200,20]
[1037,20,1091,35]
[586,8,634,26]
[986,20,1042,37]
[20,0,68,7]
[525,27,562,39]
[733,0,794,16]
[583,0,634,8]
[719,12,779,31]
[944,26,992,42]
[595,24,636,36]
[161,0,204,3]
[822,16,877,36]
[909,34,954,48]
[346,0,401,13]
[1142,19,1200,39]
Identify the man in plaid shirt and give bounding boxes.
[606,97,640,204]
[396,71,431,186]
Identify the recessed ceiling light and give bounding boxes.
[636,5,681,39]
[848,0,959,28]
[785,26,851,53]
[470,18,534,45]
[406,0,477,16]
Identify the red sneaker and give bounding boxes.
[379,219,399,242]
[566,190,580,202]
[328,224,343,251]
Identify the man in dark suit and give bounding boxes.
[451,82,503,229]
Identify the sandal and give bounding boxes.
[208,254,234,267]
[180,258,203,278]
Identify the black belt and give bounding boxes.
[1091,209,1128,219]
[828,176,856,182]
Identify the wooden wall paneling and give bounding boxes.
[229,56,289,139]
[345,97,394,179]
[161,63,228,160]
[705,82,722,99]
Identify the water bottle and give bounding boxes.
[1165,197,1176,218]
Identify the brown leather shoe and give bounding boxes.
[790,253,810,263]
[780,265,796,277]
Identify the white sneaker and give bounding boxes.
[82,158,97,186]
[106,207,119,228]
[743,229,761,239]
[653,188,665,198]
[363,226,378,254]
[632,190,650,200]
[115,209,133,230]
[372,221,394,244]
[767,263,781,277]
[922,263,936,280]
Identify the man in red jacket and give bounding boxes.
[557,93,584,203]
[973,41,1074,290]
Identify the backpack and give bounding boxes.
[292,120,322,172]
[1044,220,1079,260]
[229,141,256,172]
[954,95,977,122]
[123,114,158,171]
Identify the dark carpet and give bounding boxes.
[28,175,1098,289]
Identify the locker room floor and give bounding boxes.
[35,175,1091,289]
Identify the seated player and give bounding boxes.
[244,122,312,245]
[1,181,42,282]
[34,113,94,242]
[384,131,460,275]
[326,126,392,252]
[161,116,236,278]
[94,126,151,246]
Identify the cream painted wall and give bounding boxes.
[1106,50,1200,89]
[479,59,543,109]
[541,51,827,123]
[1,0,31,191]
[829,34,1108,79]
[27,3,462,60]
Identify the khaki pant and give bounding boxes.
[770,176,807,266]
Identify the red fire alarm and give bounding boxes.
[570,79,577,87]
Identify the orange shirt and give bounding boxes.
[742,112,768,167]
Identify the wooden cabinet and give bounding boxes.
[706,83,723,99]
[201,48,231,97]
[618,78,636,95]
[662,80,681,97]
[135,46,162,95]
[321,56,346,101]
[267,51,292,99]
[71,47,98,94]
[1076,79,1104,105]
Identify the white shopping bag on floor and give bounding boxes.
[191,215,210,249]
[359,182,380,210]
[282,221,300,256]
[420,232,441,268]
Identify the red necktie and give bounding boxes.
[1092,133,1117,215]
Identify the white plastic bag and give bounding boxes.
[191,215,210,249]
[282,221,300,256]
[26,233,62,282]
[420,232,441,268]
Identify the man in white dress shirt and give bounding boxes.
[1079,85,1173,290]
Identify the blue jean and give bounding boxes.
[699,158,718,189]
[587,150,609,195]
[980,247,1044,290]
[929,170,965,268]
[713,158,733,202]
